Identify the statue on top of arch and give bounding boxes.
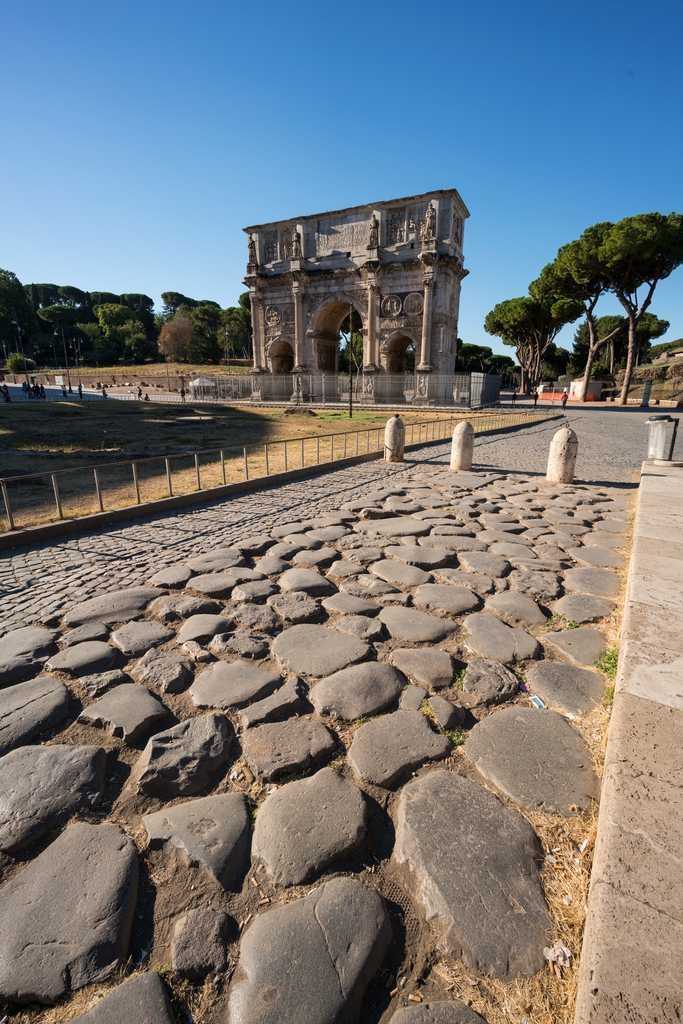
[367,213,379,249]
[291,229,302,259]
[421,201,436,240]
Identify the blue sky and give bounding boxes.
[2,0,682,355]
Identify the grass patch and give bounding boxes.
[603,684,615,705]
[595,647,619,679]
[442,727,467,745]
[452,667,466,690]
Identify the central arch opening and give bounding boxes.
[314,300,363,372]
[385,334,416,373]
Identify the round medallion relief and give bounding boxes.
[403,292,424,315]
[381,294,402,318]
[265,305,281,326]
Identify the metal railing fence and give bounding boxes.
[0,410,554,532]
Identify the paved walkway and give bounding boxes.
[0,408,651,631]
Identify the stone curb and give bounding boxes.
[0,418,558,552]
[575,462,683,1024]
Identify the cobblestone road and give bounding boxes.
[0,407,650,630]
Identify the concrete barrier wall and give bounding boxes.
[575,463,683,1023]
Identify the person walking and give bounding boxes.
[561,390,568,410]
[511,388,516,405]
[2,384,11,402]
[137,386,142,400]
[102,386,108,399]
[61,384,67,399]
[532,389,539,408]
[78,383,83,400]
[180,387,186,403]
[39,384,45,399]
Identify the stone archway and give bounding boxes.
[269,340,294,374]
[383,332,418,374]
[311,298,365,372]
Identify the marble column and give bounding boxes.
[292,283,305,370]
[418,278,434,371]
[250,291,264,371]
[364,282,378,369]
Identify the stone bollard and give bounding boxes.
[384,414,405,462]
[546,426,578,483]
[450,420,474,471]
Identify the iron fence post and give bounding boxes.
[165,459,173,496]
[243,448,249,480]
[1,480,15,530]
[132,463,140,504]
[93,468,104,511]
[194,453,201,490]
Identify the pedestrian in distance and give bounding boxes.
[102,386,108,399]
[561,390,568,410]
[532,390,539,408]
[78,383,83,400]
[137,386,142,399]
[180,388,186,403]
[511,389,516,405]
[2,384,11,402]
[61,384,67,399]
[39,384,45,399]
[144,392,150,401]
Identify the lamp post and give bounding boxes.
[55,326,73,393]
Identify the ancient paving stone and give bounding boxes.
[267,591,322,624]
[283,533,322,549]
[242,720,337,781]
[330,614,383,641]
[310,513,357,526]
[149,594,219,624]
[489,542,538,561]
[234,535,276,555]
[526,660,605,714]
[582,532,624,550]
[508,569,562,601]
[309,662,403,720]
[465,706,600,814]
[253,767,366,886]
[182,641,211,662]
[545,626,606,666]
[144,793,249,888]
[562,567,620,597]
[0,625,57,683]
[348,711,452,787]
[79,670,129,696]
[148,564,194,588]
[232,602,279,632]
[432,568,494,595]
[292,547,339,570]
[191,660,282,709]
[569,545,625,569]
[394,771,549,978]
[322,593,379,616]
[418,535,487,553]
[594,517,628,533]
[60,621,109,646]
[172,908,228,980]
[255,555,291,575]
[176,613,233,643]
[110,620,173,656]
[136,713,233,797]
[484,591,549,627]
[188,572,247,598]
[72,972,174,1023]
[267,541,301,559]
[462,613,540,664]
[461,659,519,707]
[186,549,245,572]
[0,744,106,853]
[371,559,432,587]
[553,593,616,623]
[390,648,455,690]
[307,525,350,542]
[0,822,139,1003]
[130,648,193,694]
[385,545,455,569]
[342,577,403,600]
[429,694,465,729]
[279,568,337,597]
[210,631,270,658]
[379,606,457,643]
[354,517,430,537]
[271,623,368,677]
[227,877,390,1024]
[343,545,383,565]
[231,579,279,603]
[47,640,116,676]
[64,587,164,626]
[391,1000,488,1024]
[481,530,534,548]
[271,521,311,537]
[401,684,427,710]
[238,677,304,728]
[457,551,511,578]
[414,584,481,616]
[326,560,366,580]
[0,676,69,756]
[78,683,169,743]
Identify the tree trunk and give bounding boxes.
[579,348,598,402]
[618,314,638,405]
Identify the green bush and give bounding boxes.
[6,353,36,373]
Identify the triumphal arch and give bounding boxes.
[243,189,469,401]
